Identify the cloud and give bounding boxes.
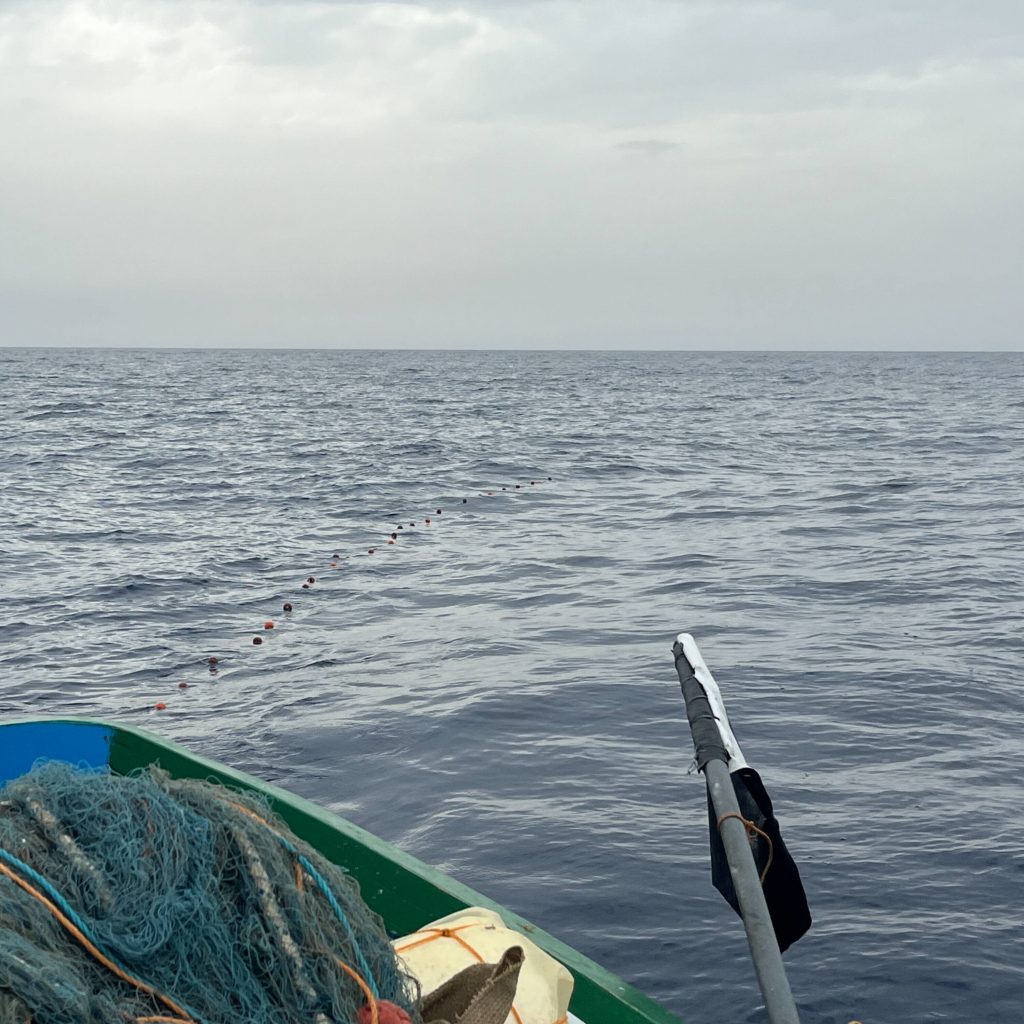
[613,139,679,156]
[0,0,1022,349]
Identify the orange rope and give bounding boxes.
[0,862,193,1023]
[393,924,477,954]
[449,932,486,964]
[334,958,378,1024]
[717,812,775,884]
[223,799,276,831]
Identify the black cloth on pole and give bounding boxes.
[709,767,812,954]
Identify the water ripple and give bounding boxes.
[1,348,1022,1024]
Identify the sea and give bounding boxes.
[1,347,1021,1024]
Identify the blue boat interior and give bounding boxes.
[0,721,113,787]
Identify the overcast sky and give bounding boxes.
[1,0,1022,350]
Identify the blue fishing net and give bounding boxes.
[0,762,422,1024]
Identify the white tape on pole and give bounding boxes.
[676,633,748,772]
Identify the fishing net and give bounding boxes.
[0,761,422,1024]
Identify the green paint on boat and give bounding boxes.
[1,718,683,1024]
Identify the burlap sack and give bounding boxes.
[420,946,524,1024]
[395,907,574,1024]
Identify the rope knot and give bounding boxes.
[716,812,775,884]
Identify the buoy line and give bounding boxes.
[150,476,554,711]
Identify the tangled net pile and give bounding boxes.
[0,762,422,1024]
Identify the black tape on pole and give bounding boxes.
[674,643,729,769]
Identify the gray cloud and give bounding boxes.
[0,0,1022,349]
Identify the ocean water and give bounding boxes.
[1,347,1022,1024]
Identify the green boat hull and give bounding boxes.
[0,718,683,1024]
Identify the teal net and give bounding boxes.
[0,761,422,1024]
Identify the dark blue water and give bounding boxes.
[1,348,1022,1024]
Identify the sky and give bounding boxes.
[1,0,1022,350]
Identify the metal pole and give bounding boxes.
[703,757,800,1024]
[674,635,801,1024]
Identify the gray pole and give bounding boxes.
[703,756,801,1024]
[673,636,801,1024]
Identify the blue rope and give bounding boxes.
[298,854,379,999]
[0,846,97,941]
[0,845,205,1023]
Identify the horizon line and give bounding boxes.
[2,344,1022,355]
